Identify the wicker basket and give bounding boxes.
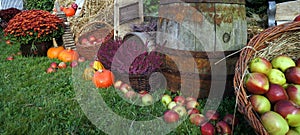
[234,21,300,135]
[75,21,114,60]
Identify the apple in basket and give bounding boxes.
[285,67,300,84]
[286,84,300,106]
[249,57,272,75]
[296,58,300,67]
[294,14,300,22]
[274,100,300,127]
[265,84,289,104]
[244,72,270,94]
[271,55,296,72]
[249,95,271,114]
[261,111,290,135]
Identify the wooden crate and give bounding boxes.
[275,0,300,25]
[114,0,143,38]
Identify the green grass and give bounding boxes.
[0,34,255,134]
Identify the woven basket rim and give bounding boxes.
[233,21,300,135]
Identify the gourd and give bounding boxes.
[47,38,65,59]
[57,47,79,62]
[93,69,114,88]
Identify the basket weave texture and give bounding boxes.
[234,21,300,135]
[75,21,114,60]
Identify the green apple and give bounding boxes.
[286,129,299,135]
[161,94,172,107]
[271,55,296,72]
[267,69,286,85]
[286,114,300,127]
[261,111,289,135]
[294,126,300,134]
[249,57,272,75]
[250,95,271,114]
[172,105,187,117]
[168,101,177,110]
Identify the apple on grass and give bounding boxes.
[141,94,153,106]
[58,62,67,69]
[50,62,57,69]
[168,101,177,110]
[249,57,272,75]
[271,55,296,72]
[46,67,56,73]
[172,105,187,117]
[267,69,287,86]
[205,110,220,121]
[186,100,199,110]
[244,73,269,94]
[286,84,300,106]
[201,122,215,135]
[161,94,172,107]
[216,121,231,135]
[113,80,123,89]
[188,108,200,115]
[265,84,289,104]
[189,113,207,126]
[261,111,289,135]
[138,90,148,98]
[285,67,300,84]
[250,95,271,114]
[120,83,132,94]
[163,110,180,123]
[173,96,186,105]
[125,90,137,100]
[223,114,239,126]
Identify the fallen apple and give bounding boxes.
[6,56,14,61]
[113,80,123,89]
[244,73,269,94]
[120,83,131,94]
[163,110,180,123]
[70,61,78,68]
[50,62,57,69]
[223,114,239,126]
[271,55,296,72]
[267,68,286,85]
[188,108,200,115]
[265,84,289,104]
[189,113,207,126]
[249,57,272,75]
[172,105,187,117]
[161,94,172,107]
[201,122,215,135]
[216,121,231,135]
[78,56,86,63]
[125,90,137,99]
[205,110,220,121]
[250,95,271,114]
[261,111,289,135]
[58,62,67,69]
[285,67,300,84]
[286,84,300,106]
[174,96,186,105]
[186,100,200,110]
[138,90,148,98]
[46,67,56,73]
[141,94,153,106]
[168,101,177,110]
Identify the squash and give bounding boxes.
[58,47,79,62]
[93,69,114,88]
[83,67,95,80]
[47,38,64,59]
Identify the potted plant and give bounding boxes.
[4,9,65,56]
[97,37,164,92]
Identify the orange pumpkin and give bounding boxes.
[93,69,114,88]
[63,7,75,17]
[58,48,79,62]
[47,38,65,59]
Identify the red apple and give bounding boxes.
[89,35,96,42]
[250,95,271,114]
[244,73,269,94]
[205,110,220,121]
[120,83,132,94]
[286,85,300,106]
[265,84,289,103]
[189,113,207,126]
[78,57,86,63]
[138,90,148,98]
[50,62,57,69]
[249,57,272,75]
[58,62,67,69]
[70,61,78,68]
[285,67,300,84]
[274,100,300,118]
[261,111,289,135]
[141,94,153,106]
[201,122,215,135]
[216,121,231,135]
[6,56,14,61]
[294,14,300,22]
[125,90,137,99]
[297,58,300,67]
[46,67,56,73]
[174,96,186,105]
[172,105,187,117]
[223,114,239,126]
[163,110,180,123]
[188,108,200,115]
[186,100,199,110]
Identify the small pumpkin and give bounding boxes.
[63,7,75,17]
[47,38,65,59]
[58,47,79,62]
[93,69,114,88]
[83,67,95,80]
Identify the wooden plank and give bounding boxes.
[275,0,300,24]
[160,0,245,5]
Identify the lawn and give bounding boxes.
[0,29,255,134]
